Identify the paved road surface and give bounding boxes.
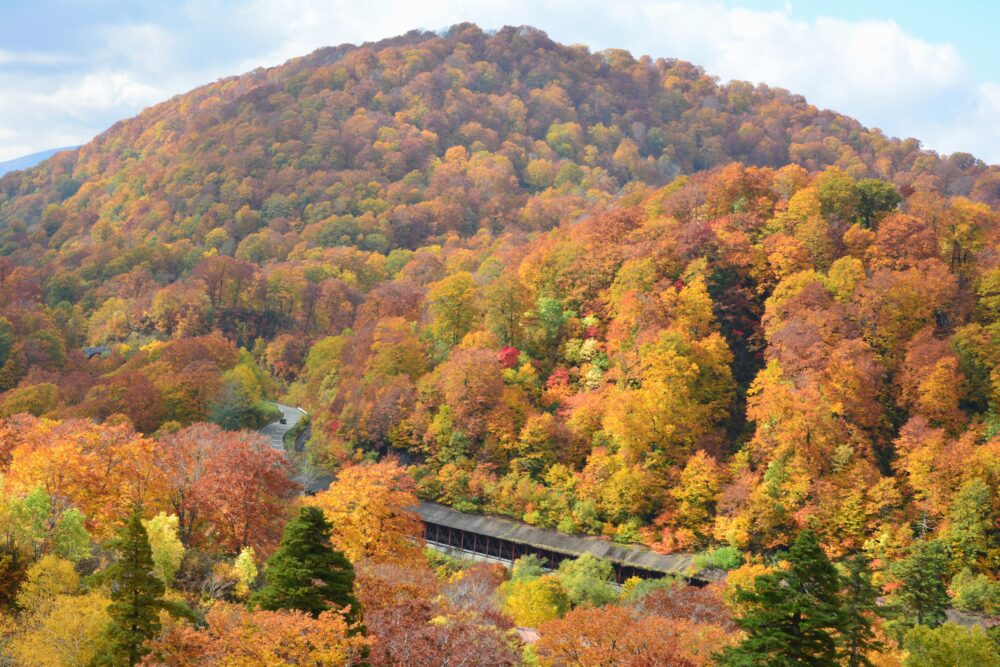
[259,403,331,492]
[259,403,304,451]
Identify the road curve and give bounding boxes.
[259,402,305,452]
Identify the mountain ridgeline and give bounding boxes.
[0,22,998,577]
[2,24,997,254]
[0,146,78,178]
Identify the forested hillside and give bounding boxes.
[0,23,997,665]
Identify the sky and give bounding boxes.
[0,0,997,164]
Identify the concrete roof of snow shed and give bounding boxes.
[417,501,726,582]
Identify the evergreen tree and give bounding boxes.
[717,530,847,666]
[98,507,167,667]
[252,506,362,626]
[891,539,950,628]
[838,553,883,667]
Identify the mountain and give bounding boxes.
[0,146,77,177]
[0,23,998,572]
[1,24,996,259]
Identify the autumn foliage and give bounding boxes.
[0,21,998,666]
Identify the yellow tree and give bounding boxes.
[603,331,733,464]
[427,271,478,348]
[308,459,423,563]
[671,451,722,534]
[142,513,185,586]
[364,317,427,381]
[15,555,80,614]
[7,593,111,667]
[502,574,569,627]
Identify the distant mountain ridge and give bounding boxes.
[0,146,78,177]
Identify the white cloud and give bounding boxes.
[628,5,966,112]
[48,70,165,113]
[97,23,178,73]
[635,3,994,161]
[0,49,68,65]
[0,69,167,161]
[920,82,1000,160]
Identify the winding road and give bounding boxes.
[259,402,305,452]
[260,403,332,492]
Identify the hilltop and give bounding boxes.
[2,24,997,258]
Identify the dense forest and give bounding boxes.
[0,23,997,665]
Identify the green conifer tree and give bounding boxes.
[252,506,362,626]
[838,553,883,667]
[891,539,950,628]
[717,530,848,666]
[98,507,167,667]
